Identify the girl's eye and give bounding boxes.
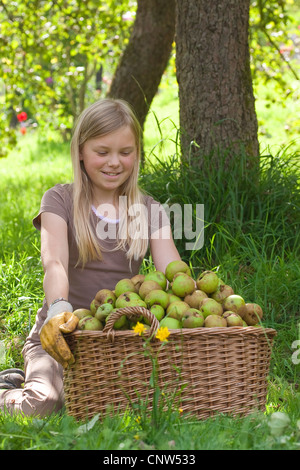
[97,151,107,156]
[121,149,133,156]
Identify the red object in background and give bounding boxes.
[17,111,27,122]
[20,127,27,135]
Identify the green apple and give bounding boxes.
[131,274,145,292]
[165,260,191,282]
[222,294,245,313]
[115,291,143,308]
[90,298,100,315]
[144,289,169,309]
[95,303,114,322]
[204,315,227,328]
[95,288,116,307]
[196,270,219,294]
[200,298,223,318]
[222,311,244,327]
[160,316,181,329]
[78,316,103,331]
[166,300,190,320]
[139,280,162,299]
[143,304,165,325]
[73,308,93,321]
[184,290,208,309]
[114,278,136,297]
[144,270,167,290]
[171,272,195,297]
[182,309,204,328]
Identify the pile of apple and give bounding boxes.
[73,260,264,332]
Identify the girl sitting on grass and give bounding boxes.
[0,98,181,417]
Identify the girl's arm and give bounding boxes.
[40,212,69,308]
[39,212,77,368]
[150,225,182,274]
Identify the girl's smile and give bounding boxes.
[80,125,137,200]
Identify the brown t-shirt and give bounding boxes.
[32,183,170,311]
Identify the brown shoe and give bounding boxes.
[0,368,25,389]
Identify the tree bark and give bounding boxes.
[108,0,176,131]
[175,0,259,168]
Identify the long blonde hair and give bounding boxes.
[70,98,149,267]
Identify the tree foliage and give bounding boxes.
[0,0,299,158]
[0,0,135,156]
[250,0,300,85]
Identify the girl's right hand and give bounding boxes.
[40,312,79,369]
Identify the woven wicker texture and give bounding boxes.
[63,306,277,421]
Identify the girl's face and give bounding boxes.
[80,125,137,201]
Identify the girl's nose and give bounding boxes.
[108,153,120,166]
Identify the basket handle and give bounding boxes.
[102,306,159,343]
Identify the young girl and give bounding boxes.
[0,98,181,417]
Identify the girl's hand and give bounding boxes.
[40,312,79,369]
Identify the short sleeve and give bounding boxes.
[32,184,72,231]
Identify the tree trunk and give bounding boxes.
[175,0,259,168]
[108,0,176,132]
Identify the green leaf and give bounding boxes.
[76,413,100,435]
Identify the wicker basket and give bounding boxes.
[63,306,277,421]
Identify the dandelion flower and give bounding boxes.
[132,322,146,336]
[155,326,170,342]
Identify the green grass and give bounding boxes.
[0,83,299,449]
[0,398,299,450]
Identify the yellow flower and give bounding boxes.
[132,322,146,336]
[155,326,170,342]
